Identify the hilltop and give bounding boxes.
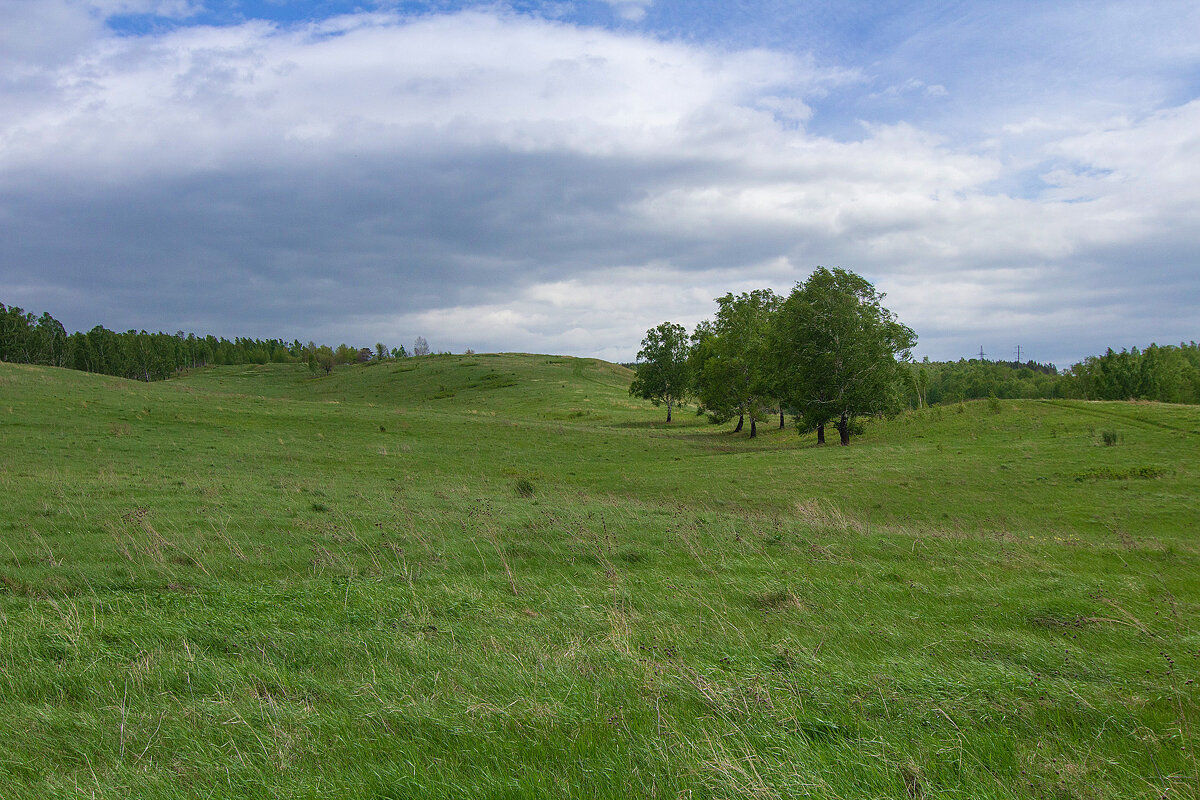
[1,355,1197,798]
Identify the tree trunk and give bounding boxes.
[817,424,825,445]
[779,408,785,429]
[666,400,672,423]
[837,412,850,446]
[750,418,757,438]
[734,414,743,433]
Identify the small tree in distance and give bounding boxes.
[314,345,335,374]
[629,322,691,422]
[413,336,430,357]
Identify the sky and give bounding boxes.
[1,1,1197,366]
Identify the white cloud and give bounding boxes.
[0,7,1197,365]
[0,0,198,69]
[872,77,948,99]
[3,11,831,177]
[600,0,653,23]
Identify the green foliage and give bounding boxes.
[0,301,316,380]
[914,342,1200,406]
[629,321,691,421]
[915,358,1064,405]
[690,289,781,435]
[307,343,336,374]
[514,477,536,497]
[1069,343,1200,402]
[772,267,916,444]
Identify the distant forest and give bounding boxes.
[3,300,1199,405]
[914,345,1200,404]
[0,302,382,382]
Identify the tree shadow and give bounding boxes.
[607,420,675,429]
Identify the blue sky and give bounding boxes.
[2,0,1198,365]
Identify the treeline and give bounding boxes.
[0,302,312,380]
[913,343,1200,405]
[913,359,1066,405]
[1068,344,1200,403]
[631,268,916,445]
[0,302,422,382]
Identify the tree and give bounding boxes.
[33,312,68,367]
[413,336,430,357]
[774,267,916,445]
[375,342,389,360]
[629,322,690,422]
[915,366,930,408]
[691,289,781,437]
[314,345,336,374]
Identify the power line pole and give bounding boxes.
[1015,344,1022,363]
[978,345,986,361]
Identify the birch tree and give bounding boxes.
[629,322,690,422]
[691,289,781,437]
[774,268,916,445]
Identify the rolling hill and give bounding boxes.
[1,355,1197,798]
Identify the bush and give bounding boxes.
[1101,429,1120,446]
[987,396,1002,414]
[514,478,535,498]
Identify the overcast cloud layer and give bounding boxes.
[2,0,1197,365]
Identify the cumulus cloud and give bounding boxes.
[0,5,1196,365]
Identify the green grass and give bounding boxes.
[1,356,1198,798]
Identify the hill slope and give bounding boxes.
[1,357,1198,799]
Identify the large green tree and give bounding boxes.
[630,321,691,422]
[691,289,781,437]
[774,268,916,445]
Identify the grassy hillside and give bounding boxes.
[1,356,1197,798]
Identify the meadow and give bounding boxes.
[1,354,1197,798]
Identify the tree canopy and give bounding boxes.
[629,321,691,422]
[691,289,781,437]
[772,267,916,445]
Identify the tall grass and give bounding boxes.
[0,359,1197,798]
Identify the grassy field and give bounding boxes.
[1,354,1198,798]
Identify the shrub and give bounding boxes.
[514,478,535,498]
[987,396,1002,414]
[1101,429,1119,446]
